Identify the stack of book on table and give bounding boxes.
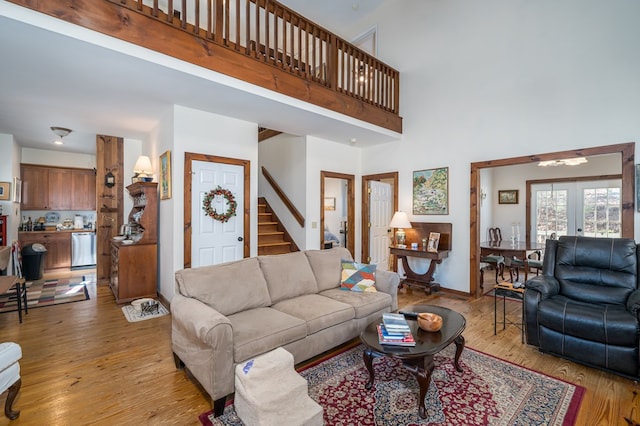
[377,313,416,346]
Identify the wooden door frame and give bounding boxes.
[470,142,634,298]
[320,171,355,256]
[361,172,398,264]
[184,152,251,269]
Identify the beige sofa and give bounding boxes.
[171,247,399,416]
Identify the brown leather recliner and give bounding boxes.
[524,236,640,380]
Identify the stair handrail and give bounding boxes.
[261,166,304,227]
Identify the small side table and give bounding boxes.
[493,282,524,343]
[389,246,450,295]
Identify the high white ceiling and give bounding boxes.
[0,1,392,155]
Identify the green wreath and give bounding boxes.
[203,186,237,223]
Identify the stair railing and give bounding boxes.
[261,166,304,227]
[109,0,400,115]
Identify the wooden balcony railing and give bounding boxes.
[9,0,402,132]
[110,0,399,115]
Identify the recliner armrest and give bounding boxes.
[524,275,559,300]
[626,289,640,315]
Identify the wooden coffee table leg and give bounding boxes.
[363,348,375,390]
[403,355,435,419]
[453,334,465,372]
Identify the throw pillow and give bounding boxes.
[340,260,377,292]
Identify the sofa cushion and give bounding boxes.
[175,257,271,316]
[340,260,377,292]
[320,288,392,319]
[228,307,307,363]
[272,294,354,335]
[538,295,637,346]
[258,252,319,304]
[305,247,353,292]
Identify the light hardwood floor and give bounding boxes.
[0,272,637,425]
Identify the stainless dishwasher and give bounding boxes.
[71,232,96,269]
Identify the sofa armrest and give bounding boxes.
[171,293,235,401]
[524,275,559,300]
[626,289,640,315]
[375,269,401,311]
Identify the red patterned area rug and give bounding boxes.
[199,342,585,426]
[0,276,89,312]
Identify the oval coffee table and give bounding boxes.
[360,304,466,419]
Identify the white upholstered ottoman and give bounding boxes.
[234,347,323,426]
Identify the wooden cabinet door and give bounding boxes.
[21,165,49,210]
[43,233,71,269]
[48,169,73,210]
[72,170,96,210]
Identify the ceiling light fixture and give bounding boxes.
[51,126,72,145]
[538,157,588,167]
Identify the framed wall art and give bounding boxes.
[0,182,9,201]
[324,197,336,211]
[12,177,21,203]
[160,151,172,200]
[413,167,448,215]
[498,190,519,205]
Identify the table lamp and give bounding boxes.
[133,155,153,181]
[389,211,412,248]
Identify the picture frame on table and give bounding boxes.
[160,150,172,200]
[0,182,9,201]
[413,167,449,215]
[498,190,518,204]
[427,232,440,253]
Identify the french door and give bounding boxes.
[531,179,621,243]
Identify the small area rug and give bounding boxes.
[121,302,169,322]
[199,343,584,426]
[0,276,89,312]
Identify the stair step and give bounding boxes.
[258,242,291,248]
[258,231,286,244]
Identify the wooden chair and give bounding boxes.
[0,244,28,323]
[509,250,543,283]
[480,227,505,289]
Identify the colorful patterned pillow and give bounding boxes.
[340,260,377,292]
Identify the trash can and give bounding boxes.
[22,243,47,281]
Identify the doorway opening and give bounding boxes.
[470,142,634,298]
[320,171,355,257]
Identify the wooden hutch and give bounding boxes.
[110,182,157,304]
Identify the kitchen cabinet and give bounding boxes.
[72,169,97,210]
[110,242,157,303]
[19,231,72,271]
[21,164,96,211]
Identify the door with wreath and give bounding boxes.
[191,160,244,267]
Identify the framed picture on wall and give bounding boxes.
[498,190,518,204]
[324,197,336,211]
[0,182,9,201]
[160,151,172,200]
[413,167,448,215]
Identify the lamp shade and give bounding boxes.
[133,155,153,175]
[389,211,412,229]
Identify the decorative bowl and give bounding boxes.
[417,312,443,332]
[112,236,126,241]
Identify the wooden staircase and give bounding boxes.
[258,198,299,255]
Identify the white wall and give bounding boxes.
[258,133,307,247]
[22,148,95,169]
[0,134,21,258]
[306,136,361,256]
[157,105,258,301]
[355,0,640,292]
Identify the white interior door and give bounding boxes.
[369,180,392,270]
[191,160,244,267]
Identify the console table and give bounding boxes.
[390,246,450,294]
